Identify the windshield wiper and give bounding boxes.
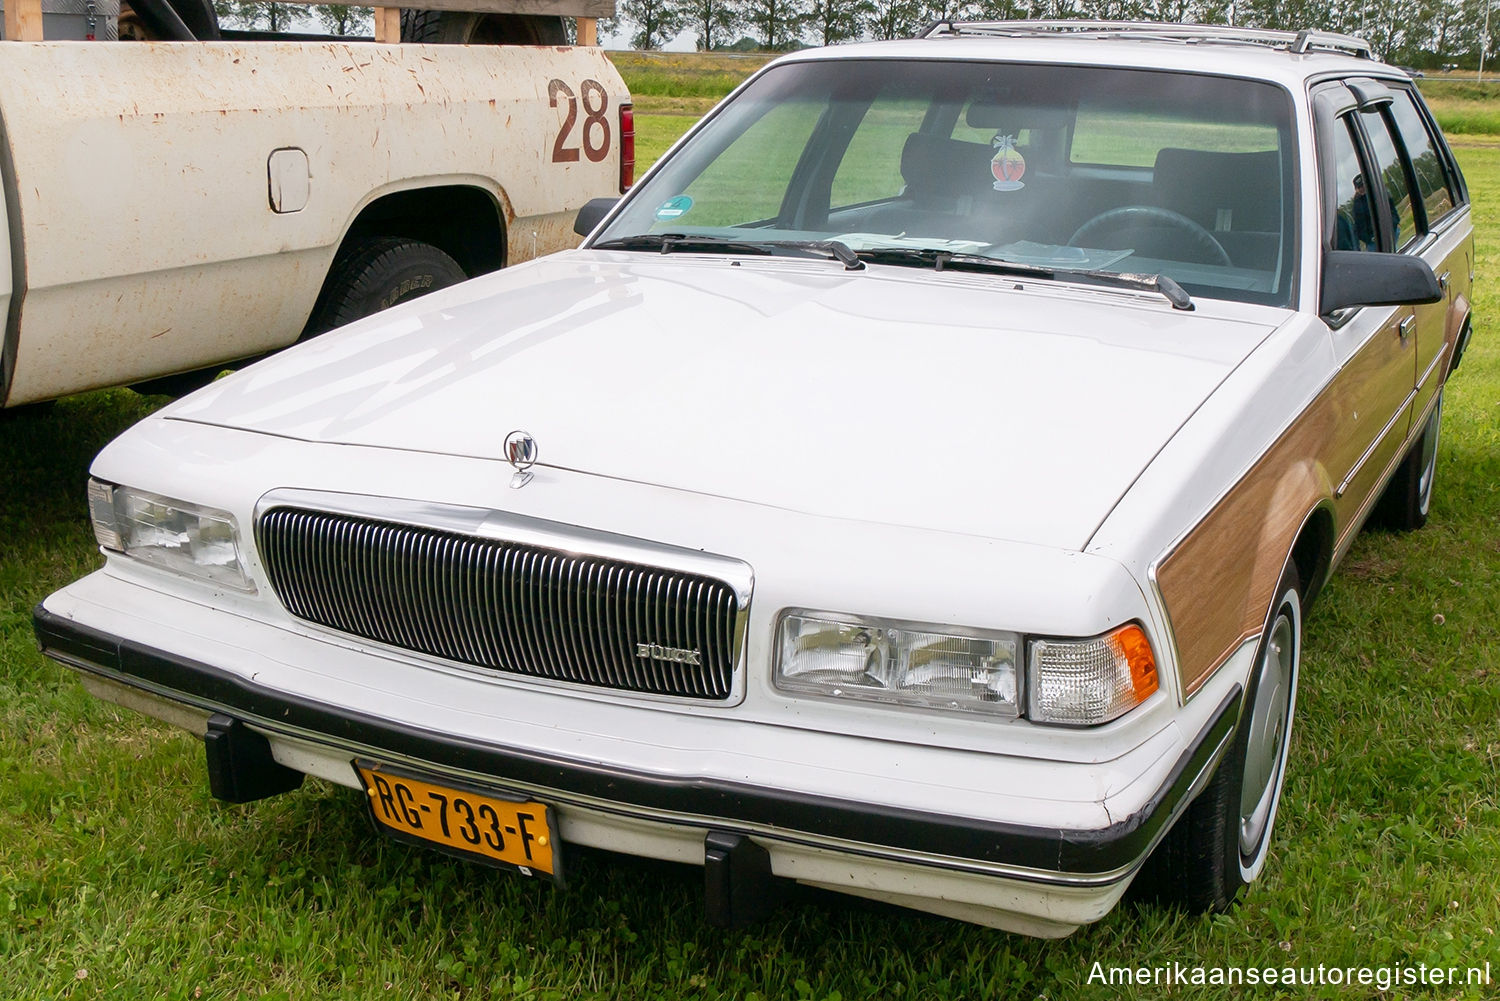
[1064,270,1195,311]
[760,239,864,270]
[855,248,1194,310]
[592,233,774,257]
[592,234,864,270]
[855,247,1053,279]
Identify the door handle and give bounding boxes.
[1398,315,1416,343]
[1438,270,1451,292]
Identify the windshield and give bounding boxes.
[593,59,1297,306]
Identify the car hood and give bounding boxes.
[166,250,1281,550]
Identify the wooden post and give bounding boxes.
[576,17,597,45]
[373,7,401,43]
[4,0,45,41]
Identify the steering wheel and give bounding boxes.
[1069,206,1232,268]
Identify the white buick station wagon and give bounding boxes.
[38,22,1474,937]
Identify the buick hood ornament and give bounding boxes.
[504,429,538,489]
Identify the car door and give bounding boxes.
[1314,87,1417,528]
[1382,85,1472,423]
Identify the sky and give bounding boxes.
[600,25,700,50]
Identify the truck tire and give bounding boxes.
[399,10,568,45]
[304,238,468,337]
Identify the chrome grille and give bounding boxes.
[257,507,740,700]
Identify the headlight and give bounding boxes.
[88,479,252,592]
[776,612,1020,717]
[1027,624,1158,726]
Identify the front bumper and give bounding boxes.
[36,575,1241,937]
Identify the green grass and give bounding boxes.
[1418,79,1500,138]
[1428,104,1500,140]
[610,50,771,99]
[614,52,765,171]
[634,113,693,171]
[3,77,1500,1000]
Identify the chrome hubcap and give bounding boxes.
[1240,611,1294,859]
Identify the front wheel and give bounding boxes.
[303,237,467,338]
[1133,562,1301,912]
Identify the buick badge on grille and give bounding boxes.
[504,430,538,489]
[637,642,703,666]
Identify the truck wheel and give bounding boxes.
[304,238,467,338]
[399,10,567,44]
[1131,562,1301,913]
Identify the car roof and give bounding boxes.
[775,21,1409,92]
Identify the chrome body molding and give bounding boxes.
[1336,386,1418,498]
[1329,382,1449,569]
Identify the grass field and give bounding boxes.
[1412,79,1500,138]
[2,56,1498,1000]
[610,51,773,101]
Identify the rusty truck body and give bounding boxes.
[0,1,625,406]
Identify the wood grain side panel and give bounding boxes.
[1327,313,1416,499]
[1157,395,1338,696]
[1447,290,1470,354]
[1161,300,1429,696]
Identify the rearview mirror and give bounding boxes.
[574,198,619,238]
[1321,251,1442,315]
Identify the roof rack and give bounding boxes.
[916,20,1377,60]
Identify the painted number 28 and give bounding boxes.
[549,78,610,163]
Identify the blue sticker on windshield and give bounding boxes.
[655,195,694,220]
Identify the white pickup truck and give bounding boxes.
[0,2,627,406]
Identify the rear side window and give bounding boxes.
[1389,90,1457,223]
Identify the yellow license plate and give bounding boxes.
[354,761,559,881]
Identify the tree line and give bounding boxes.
[213,2,373,35]
[210,1,1494,70]
[609,0,1496,69]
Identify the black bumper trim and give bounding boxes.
[35,604,1241,878]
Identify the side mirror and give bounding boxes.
[574,197,619,238]
[1321,251,1443,315]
